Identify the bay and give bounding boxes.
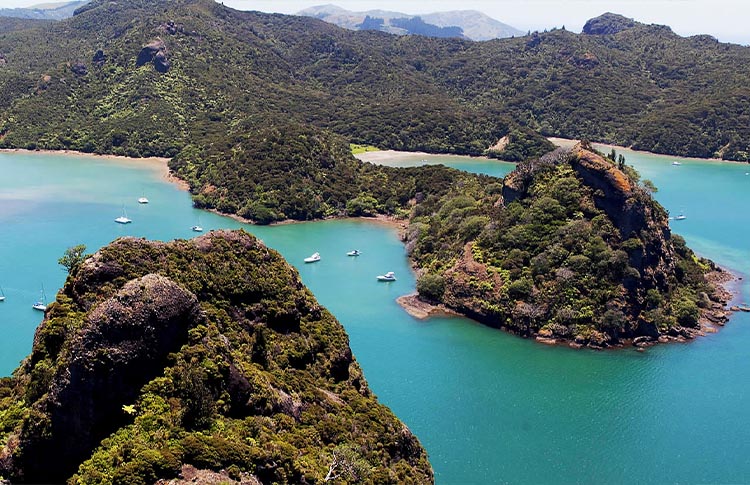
[2,148,750,483]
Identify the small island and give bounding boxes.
[402,143,733,349]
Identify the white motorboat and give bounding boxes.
[115,206,132,224]
[377,271,396,282]
[192,225,204,232]
[672,161,682,166]
[32,286,47,311]
[347,249,361,256]
[138,197,149,204]
[675,214,686,220]
[304,252,321,263]
[0,285,5,302]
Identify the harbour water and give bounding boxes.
[2,148,750,483]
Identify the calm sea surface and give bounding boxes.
[2,148,750,483]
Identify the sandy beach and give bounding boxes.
[356,149,492,163]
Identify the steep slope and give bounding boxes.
[407,144,730,348]
[0,0,550,223]
[0,230,433,483]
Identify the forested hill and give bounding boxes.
[0,0,544,158]
[0,1,748,162]
[407,144,730,348]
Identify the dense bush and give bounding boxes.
[406,147,720,346]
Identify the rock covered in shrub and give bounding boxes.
[0,230,433,483]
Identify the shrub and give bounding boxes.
[417,273,446,302]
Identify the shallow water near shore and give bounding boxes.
[3,149,750,483]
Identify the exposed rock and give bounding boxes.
[633,336,656,348]
[0,54,6,66]
[70,61,87,76]
[136,38,170,73]
[91,48,106,67]
[582,13,637,35]
[535,337,557,345]
[159,20,183,35]
[156,465,261,485]
[5,274,203,482]
[569,52,600,68]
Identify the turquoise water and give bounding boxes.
[2,149,750,483]
[358,152,517,179]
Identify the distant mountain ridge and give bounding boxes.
[297,4,524,41]
[0,0,87,20]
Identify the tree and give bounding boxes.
[58,244,87,273]
[642,179,658,193]
[617,153,626,170]
[324,445,371,482]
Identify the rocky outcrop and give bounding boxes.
[6,275,202,482]
[136,39,170,73]
[0,231,433,484]
[70,61,87,76]
[582,13,637,35]
[91,48,106,67]
[568,144,675,292]
[569,52,600,68]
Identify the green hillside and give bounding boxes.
[408,144,729,347]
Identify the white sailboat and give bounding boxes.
[0,285,5,302]
[191,215,204,232]
[138,196,149,204]
[32,285,47,312]
[115,205,132,224]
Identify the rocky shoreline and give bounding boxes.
[398,267,739,351]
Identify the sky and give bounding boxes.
[1,0,748,45]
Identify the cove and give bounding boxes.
[2,149,750,483]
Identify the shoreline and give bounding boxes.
[356,149,493,163]
[206,207,408,233]
[5,146,744,350]
[397,266,740,351]
[0,147,189,191]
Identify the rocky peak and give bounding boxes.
[0,231,433,483]
[567,143,675,291]
[582,13,637,35]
